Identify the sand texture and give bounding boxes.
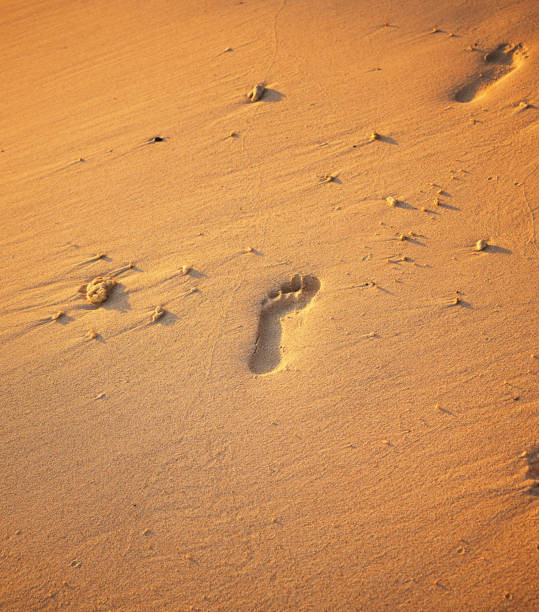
[0,0,538,610]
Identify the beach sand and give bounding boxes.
[1,0,538,609]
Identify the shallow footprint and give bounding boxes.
[249,274,320,374]
[454,42,527,103]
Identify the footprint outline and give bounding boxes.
[249,274,321,375]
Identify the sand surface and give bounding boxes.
[1,0,538,609]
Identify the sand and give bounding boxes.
[1,0,538,609]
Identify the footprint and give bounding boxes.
[249,274,320,374]
[454,43,527,103]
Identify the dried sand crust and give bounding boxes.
[83,276,117,304]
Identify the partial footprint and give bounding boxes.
[249,274,320,374]
[523,446,539,497]
[454,43,527,103]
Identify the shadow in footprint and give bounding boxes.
[249,274,320,375]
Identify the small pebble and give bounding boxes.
[247,84,265,102]
[151,306,165,322]
[474,239,488,251]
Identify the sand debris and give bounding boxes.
[247,84,265,102]
[320,173,338,183]
[181,265,192,276]
[83,276,117,305]
[86,329,98,340]
[51,311,65,321]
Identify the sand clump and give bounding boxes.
[82,276,117,305]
